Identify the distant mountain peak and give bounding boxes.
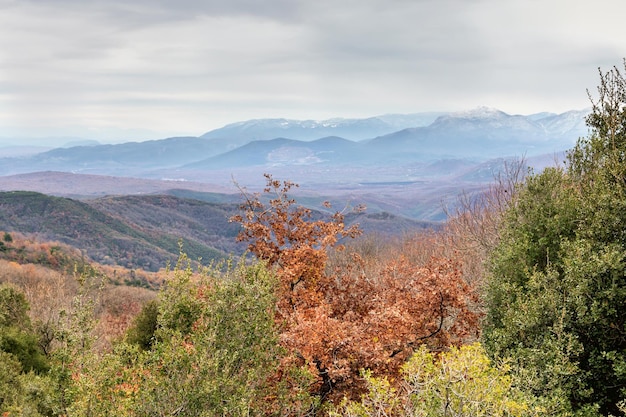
[450,107,508,119]
[425,108,516,130]
[215,117,378,132]
[200,112,451,142]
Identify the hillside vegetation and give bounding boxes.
[1,62,625,416]
[0,191,238,271]
[0,191,432,272]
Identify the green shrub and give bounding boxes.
[125,299,159,350]
[483,61,626,416]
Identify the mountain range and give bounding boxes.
[198,112,447,144]
[0,107,589,222]
[0,108,587,175]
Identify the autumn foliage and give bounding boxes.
[232,174,480,403]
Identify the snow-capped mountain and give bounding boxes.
[363,108,590,160]
[532,109,590,138]
[199,113,445,145]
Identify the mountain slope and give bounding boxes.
[183,136,371,169]
[0,191,237,271]
[0,191,435,270]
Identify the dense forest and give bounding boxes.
[1,62,626,416]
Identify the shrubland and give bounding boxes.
[1,61,626,416]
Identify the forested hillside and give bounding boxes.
[1,62,625,416]
[0,191,237,270]
[0,191,433,272]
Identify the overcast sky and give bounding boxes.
[1,0,625,141]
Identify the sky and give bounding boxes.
[1,0,626,143]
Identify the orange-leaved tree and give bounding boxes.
[231,174,480,405]
[230,175,362,313]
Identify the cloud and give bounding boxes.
[1,0,625,139]
[17,0,308,26]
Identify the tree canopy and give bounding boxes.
[483,60,626,416]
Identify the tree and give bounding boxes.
[125,299,159,350]
[232,174,480,404]
[0,285,56,416]
[483,60,626,416]
[0,282,30,329]
[0,352,55,417]
[0,283,49,374]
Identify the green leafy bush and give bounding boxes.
[483,61,626,416]
[67,254,314,416]
[125,299,159,350]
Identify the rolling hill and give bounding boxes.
[0,191,239,271]
[0,190,434,271]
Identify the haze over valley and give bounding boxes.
[0,107,588,222]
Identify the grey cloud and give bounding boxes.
[19,0,308,27]
[2,0,626,138]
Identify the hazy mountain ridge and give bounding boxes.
[199,113,446,143]
[0,171,233,198]
[0,108,589,178]
[184,136,368,169]
[364,108,589,160]
[0,108,589,224]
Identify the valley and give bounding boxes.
[0,108,586,271]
